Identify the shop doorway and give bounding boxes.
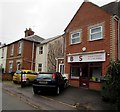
[80,63,89,88]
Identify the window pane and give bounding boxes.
[38,64,42,72]
[91,32,102,40]
[72,33,79,38]
[71,67,80,77]
[91,27,101,33]
[59,64,64,75]
[90,26,103,41]
[71,32,80,44]
[90,64,102,82]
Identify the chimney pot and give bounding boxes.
[24,28,34,37]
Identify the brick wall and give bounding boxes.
[64,2,118,89]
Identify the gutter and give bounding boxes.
[31,42,34,70]
[113,15,120,60]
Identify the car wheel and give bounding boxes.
[56,86,60,95]
[33,89,38,94]
[13,81,17,84]
[26,79,30,85]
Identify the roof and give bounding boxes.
[6,35,45,46]
[64,1,101,32]
[64,1,120,32]
[41,35,63,44]
[101,1,120,18]
[24,35,45,43]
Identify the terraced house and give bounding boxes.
[64,0,120,90]
[5,28,44,73]
[35,35,64,74]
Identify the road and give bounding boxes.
[2,82,77,110]
[2,90,38,111]
[2,81,113,110]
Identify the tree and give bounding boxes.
[106,60,120,111]
[47,39,64,72]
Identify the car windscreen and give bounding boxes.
[37,73,53,79]
[16,70,21,74]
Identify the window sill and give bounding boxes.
[70,42,81,46]
[89,38,104,42]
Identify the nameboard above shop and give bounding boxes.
[68,52,106,63]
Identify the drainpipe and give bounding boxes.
[113,15,120,60]
[31,42,34,70]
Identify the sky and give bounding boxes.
[0,0,115,44]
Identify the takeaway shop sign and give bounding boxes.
[68,52,106,62]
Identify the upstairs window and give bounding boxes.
[18,42,22,54]
[90,26,103,41]
[39,46,43,54]
[11,45,14,56]
[71,32,80,44]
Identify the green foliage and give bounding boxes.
[106,60,120,111]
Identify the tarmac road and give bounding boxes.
[2,81,77,110]
[2,81,115,110]
[2,90,38,111]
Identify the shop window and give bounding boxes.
[70,66,80,79]
[90,63,102,82]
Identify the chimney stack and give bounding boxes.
[24,28,34,37]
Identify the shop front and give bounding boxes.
[67,50,106,90]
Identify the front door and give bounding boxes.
[80,63,89,88]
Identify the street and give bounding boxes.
[2,90,38,111]
[2,81,114,110]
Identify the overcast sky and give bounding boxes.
[0,0,115,44]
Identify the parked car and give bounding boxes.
[13,70,38,85]
[32,72,68,95]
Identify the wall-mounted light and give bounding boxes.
[82,47,86,52]
[107,52,110,56]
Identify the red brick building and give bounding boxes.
[6,28,44,74]
[64,1,120,91]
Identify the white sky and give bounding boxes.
[0,0,115,44]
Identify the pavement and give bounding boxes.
[2,81,115,110]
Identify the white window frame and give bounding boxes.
[89,25,103,41]
[17,62,21,70]
[11,44,14,56]
[59,64,64,75]
[71,32,80,44]
[38,63,42,72]
[39,46,43,54]
[18,42,22,54]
